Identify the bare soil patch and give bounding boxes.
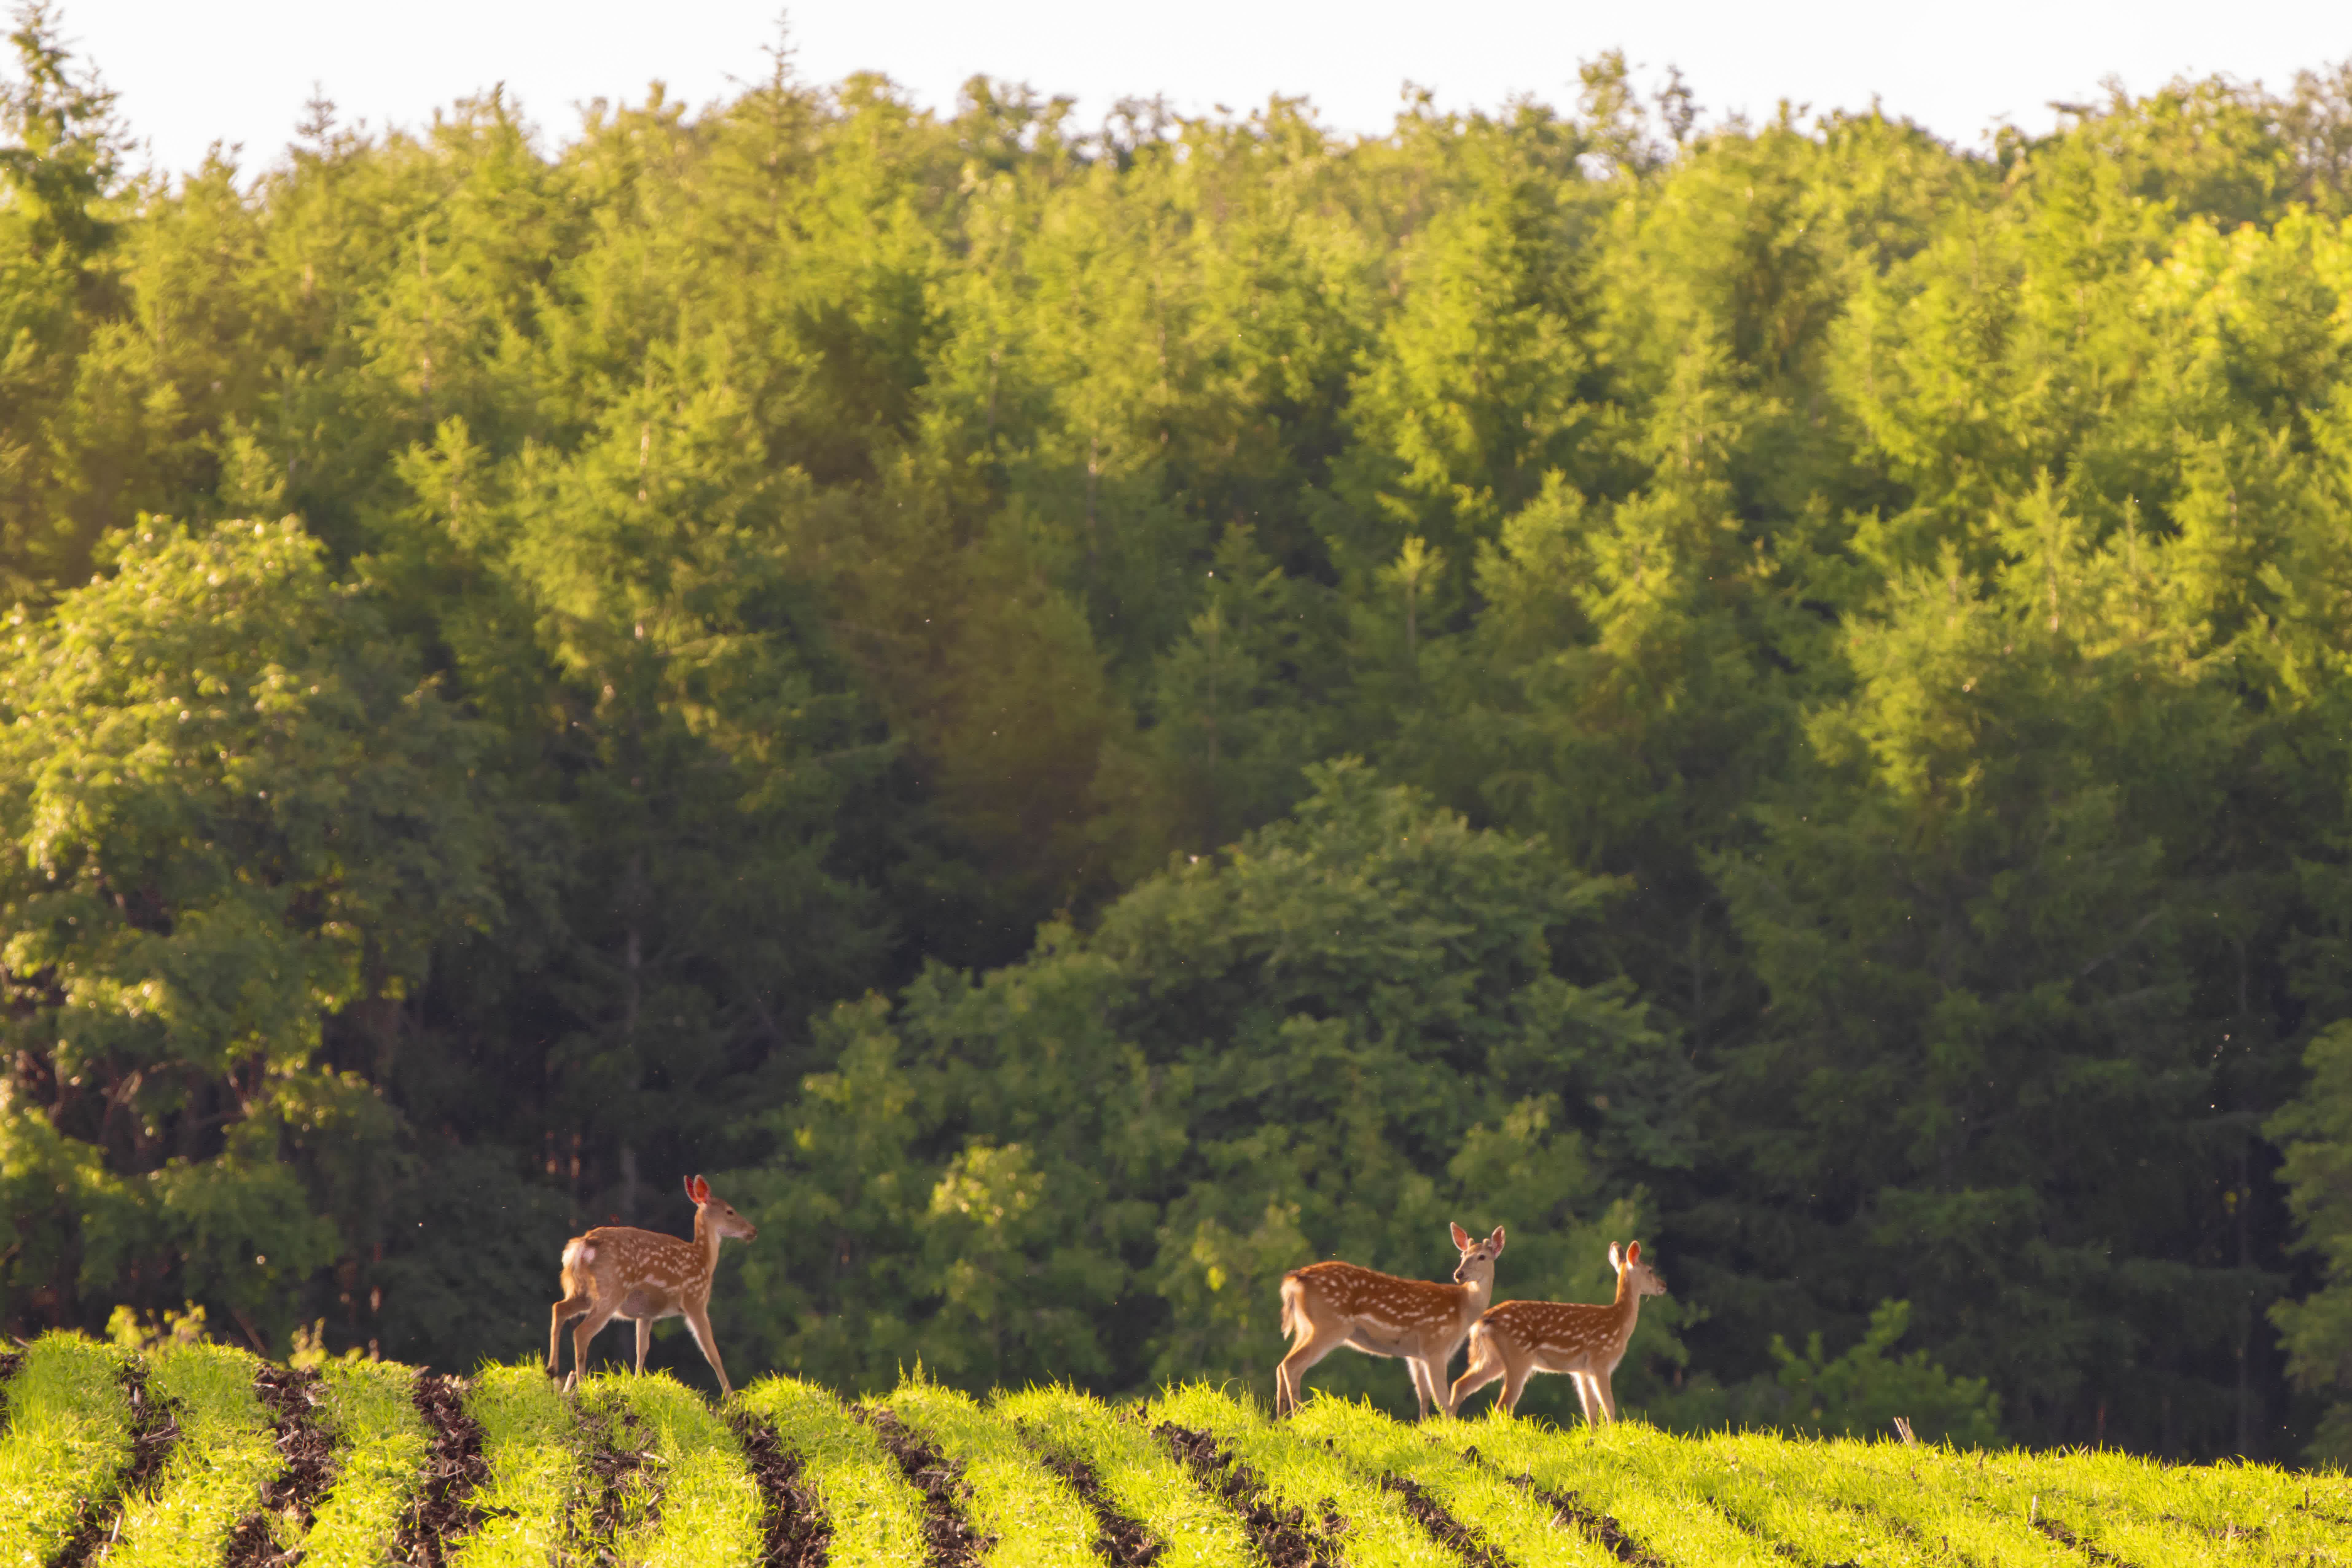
[855,1404,994,1568]
[1462,1449,1670,1568]
[727,1407,831,1567]
[391,1371,490,1566]
[1151,1420,1342,1568]
[1024,1435,1163,1567]
[1379,1472,1513,1567]
[225,1364,332,1567]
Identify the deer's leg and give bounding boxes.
[569,1302,619,1391]
[1447,1336,1504,1416]
[635,1315,652,1374]
[1569,1371,1600,1426]
[682,1302,732,1399]
[1592,1369,1619,1424]
[1498,1359,1533,1417]
[1275,1322,1342,1417]
[549,1294,592,1378]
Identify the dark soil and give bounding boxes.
[2034,1514,2133,1567]
[1152,1420,1343,1568]
[225,1364,332,1567]
[727,1407,831,1567]
[1379,1472,1513,1567]
[1462,1449,1669,1568]
[391,1371,492,1566]
[576,1397,665,1547]
[855,1404,994,1568]
[0,1348,23,1386]
[1022,1432,1162,1567]
[50,1360,183,1568]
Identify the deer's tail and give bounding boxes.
[561,1236,594,1293]
[1278,1271,1303,1343]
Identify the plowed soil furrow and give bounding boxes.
[392,1371,490,1566]
[576,1398,664,1546]
[1380,1472,1514,1567]
[855,1406,993,1568]
[2034,1515,2135,1567]
[1025,1437,1163,1567]
[1152,1420,1342,1568]
[728,1407,832,1567]
[1458,1450,1670,1568]
[49,1362,182,1568]
[225,1364,332,1567]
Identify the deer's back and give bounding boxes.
[1478,1298,1627,1365]
[1288,1260,1463,1331]
[570,1224,704,1312]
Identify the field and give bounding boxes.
[0,1333,2343,1566]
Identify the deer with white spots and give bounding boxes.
[548,1174,757,1396]
[1275,1223,1506,1420]
[1447,1238,1666,1420]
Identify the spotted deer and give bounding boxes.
[1275,1222,1506,1420]
[548,1174,757,1396]
[1448,1238,1666,1421]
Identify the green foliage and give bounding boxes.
[0,517,493,1347]
[7,16,2352,1460]
[2271,1021,2352,1460]
[723,763,1682,1409]
[1763,1300,2002,1447]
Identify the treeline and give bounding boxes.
[8,1,2352,1458]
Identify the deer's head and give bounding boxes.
[687,1174,758,1243]
[1449,1222,1506,1284]
[1608,1239,1666,1298]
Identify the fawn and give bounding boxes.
[1448,1238,1666,1420]
[548,1174,756,1396]
[1276,1222,1506,1419]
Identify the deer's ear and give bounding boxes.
[1626,1240,1641,1265]
[1608,1241,1623,1271]
[1450,1221,1472,1250]
[687,1175,709,1204]
[1489,1226,1506,1253]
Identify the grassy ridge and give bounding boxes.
[0,1335,2345,1566]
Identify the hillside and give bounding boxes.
[0,1333,2341,1565]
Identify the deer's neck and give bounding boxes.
[1606,1277,1644,1348]
[1454,1270,1494,1321]
[692,1209,720,1275]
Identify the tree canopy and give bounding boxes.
[9,3,2352,1458]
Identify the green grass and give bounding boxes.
[996,1383,1256,1568]
[886,1376,1098,1566]
[1289,1394,1622,1566]
[7,1351,2346,1565]
[1428,1410,1786,1566]
[0,1332,137,1565]
[597,1369,765,1567]
[300,1359,434,1567]
[109,1339,282,1567]
[733,1373,928,1568]
[1147,1382,1455,1567]
[449,1362,584,1568]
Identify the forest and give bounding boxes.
[7,0,2352,1463]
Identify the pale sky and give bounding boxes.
[47,0,2352,179]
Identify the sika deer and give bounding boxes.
[548,1174,757,1396]
[1448,1238,1665,1421]
[1276,1222,1505,1420]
